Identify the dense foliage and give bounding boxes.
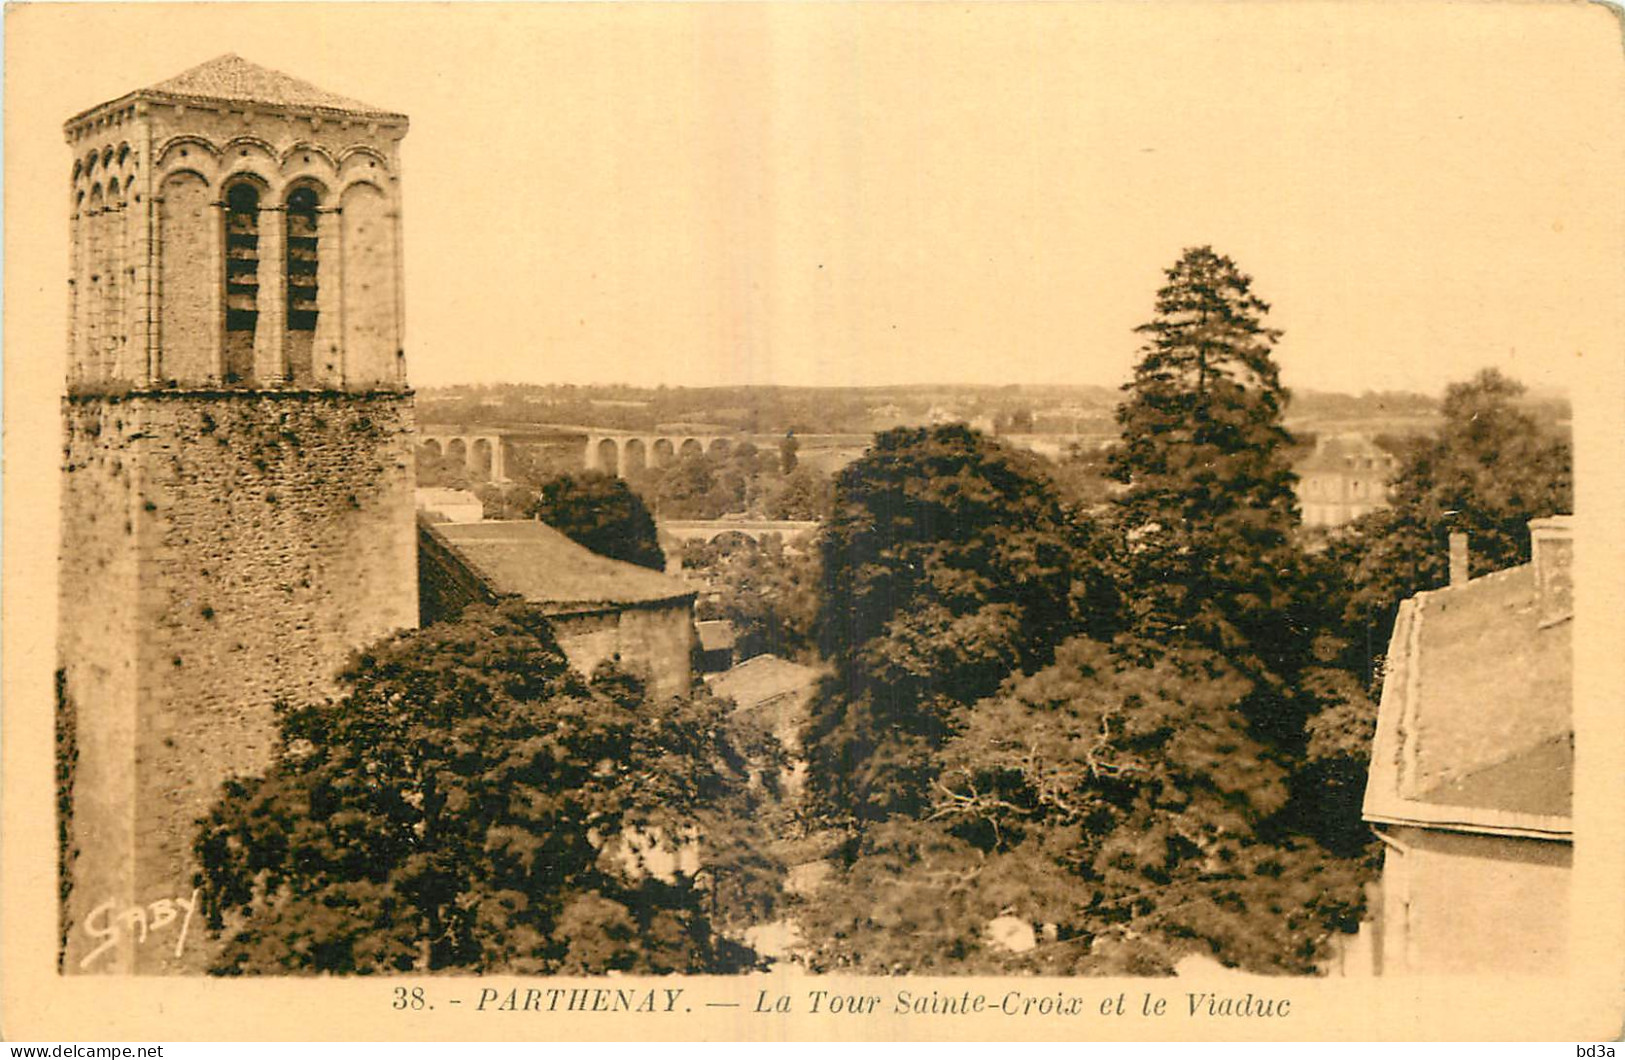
[195,604,781,974]
[799,639,1367,973]
[1101,246,1383,858]
[524,472,666,571]
[794,250,1384,973]
[1326,368,1572,680]
[631,442,833,523]
[806,424,1120,820]
[688,536,823,664]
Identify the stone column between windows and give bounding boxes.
[254,202,287,385]
[106,193,126,382]
[136,120,156,387]
[85,194,104,381]
[312,205,343,387]
[121,181,145,384]
[206,199,227,385]
[389,174,407,387]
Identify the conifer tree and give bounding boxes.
[1107,246,1307,734]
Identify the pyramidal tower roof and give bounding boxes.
[69,54,405,128]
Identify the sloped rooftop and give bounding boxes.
[1415,732,1573,818]
[1296,433,1397,475]
[696,620,736,653]
[71,54,404,126]
[1363,547,1574,837]
[706,653,822,711]
[432,520,694,613]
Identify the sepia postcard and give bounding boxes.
[3,1,1624,1044]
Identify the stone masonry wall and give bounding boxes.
[58,399,145,971]
[59,390,418,973]
[416,521,496,625]
[552,603,695,701]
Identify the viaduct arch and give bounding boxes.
[417,427,509,482]
[586,432,734,478]
[658,519,821,546]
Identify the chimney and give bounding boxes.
[1529,516,1574,625]
[1448,532,1470,587]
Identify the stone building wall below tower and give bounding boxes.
[59,390,418,973]
[550,605,696,702]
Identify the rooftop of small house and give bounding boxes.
[1414,732,1573,819]
[1363,517,1574,839]
[705,653,823,711]
[696,620,736,653]
[429,520,694,614]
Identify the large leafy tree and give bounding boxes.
[800,638,1366,974]
[1329,368,1572,673]
[760,465,834,521]
[690,535,823,664]
[525,472,666,571]
[1279,371,1570,854]
[194,603,780,974]
[805,424,1120,819]
[1107,246,1308,737]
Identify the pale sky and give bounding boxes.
[7,3,1623,394]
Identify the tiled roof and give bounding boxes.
[1363,551,1573,837]
[1295,433,1396,475]
[75,54,403,123]
[706,654,822,711]
[150,54,396,116]
[696,620,736,652]
[431,520,694,612]
[1415,732,1573,818]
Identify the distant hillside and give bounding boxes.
[415,381,1565,440]
[417,382,1121,436]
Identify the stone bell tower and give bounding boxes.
[58,55,418,973]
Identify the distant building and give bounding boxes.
[706,653,823,794]
[1361,516,1574,975]
[1295,434,1400,528]
[695,619,737,672]
[867,403,907,426]
[414,487,484,523]
[706,653,822,752]
[419,519,697,699]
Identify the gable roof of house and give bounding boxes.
[705,653,822,711]
[696,620,736,653]
[1414,732,1573,819]
[1363,541,1573,840]
[428,520,694,614]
